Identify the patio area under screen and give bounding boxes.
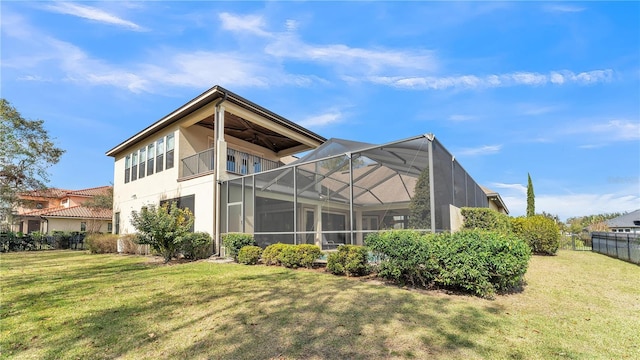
[220,134,490,250]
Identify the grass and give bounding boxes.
[1,250,638,360]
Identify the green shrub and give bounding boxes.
[85,233,118,254]
[222,233,256,260]
[365,230,435,287]
[326,245,371,276]
[180,232,213,260]
[277,244,322,269]
[366,229,531,298]
[237,245,263,265]
[262,243,288,266]
[461,207,512,233]
[511,215,560,255]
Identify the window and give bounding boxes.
[147,143,154,176]
[166,133,175,169]
[80,222,87,232]
[125,155,131,183]
[131,151,138,181]
[115,212,120,234]
[139,147,146,179]
[156,138,164,173]
[107,222,113,233]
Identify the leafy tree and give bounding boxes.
[409,167,431,229]
[0,99,64,224]
[130,202,193,263]
[526,173,535,217]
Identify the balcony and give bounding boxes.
[180,147,282,178]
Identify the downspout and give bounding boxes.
[213,92,227,256]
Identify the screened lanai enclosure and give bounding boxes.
[220,134,489,250]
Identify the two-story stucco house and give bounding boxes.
[106,86,325,251]
[108,85,508,255]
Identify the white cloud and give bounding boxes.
[567,119,640,142]
[368,69,613,90]
[265,34,437,73]
[219,12,272,37]
[44,2,144,31]
[299,111,344,128]
[456,144,502,156]
[491,182,640,221]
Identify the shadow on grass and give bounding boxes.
[2,253,507,359]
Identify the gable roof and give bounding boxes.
[105,85,326,157]
[605,209,640,228]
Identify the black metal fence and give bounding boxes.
[591,232,639,265]
[560,234,592,251]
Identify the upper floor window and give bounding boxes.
[125,155,131,183]
[166,133,175,169]
[147,143,155,176]
[124,131,175,183]
[156,138,164,173]
[131,151,138,181]
[139,147,146,179]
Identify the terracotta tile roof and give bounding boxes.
[22,188,71,198]
[21,186,112,199]
[23,205,112,220]
[66,186,112,197]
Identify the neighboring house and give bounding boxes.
[12,186,113,234]
[107,85,508,254]
[480,185,509,215]
[605,209,640,233]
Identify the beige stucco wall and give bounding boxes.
[112,124,216,236]
[46,218,110,233]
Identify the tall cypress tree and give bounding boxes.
[526,173,535,217]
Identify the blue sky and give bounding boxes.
[1,1,638,220]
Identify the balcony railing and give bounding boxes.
[226,148,282,175]
[181,148,215,177]
[180,147,282,178]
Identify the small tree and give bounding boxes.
[526,173,535,217]
[130,202,193,263]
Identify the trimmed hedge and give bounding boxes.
[365,229,531,298]
[262,243,288,266]
[238,245,263,265]
[511,215,560,255]
[461,207,512,233]
[180,232,213,260]
[278,244,322,269]
[222,233,256,260]
[326,245,371,277]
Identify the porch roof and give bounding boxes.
[106,85,326,157]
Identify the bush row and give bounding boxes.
[261,243,323,268]
[461,208,561,255]
[365,229,531,298]
[86,232,213,260]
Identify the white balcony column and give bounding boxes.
[215,105,229,182]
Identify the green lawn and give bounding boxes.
[1,250,638,360]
